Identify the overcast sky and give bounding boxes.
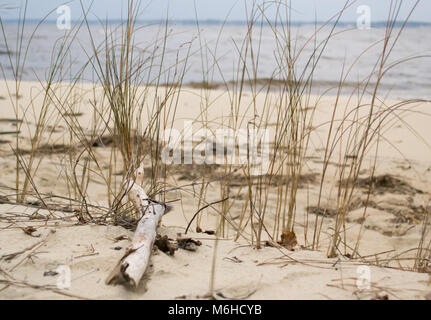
[0,0,430,23]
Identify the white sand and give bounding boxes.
[0,81,431,299]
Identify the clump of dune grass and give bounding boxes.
[0,1,85,207]
[307,0,431,259]
[72,0,192,219]
[214,0,357,249]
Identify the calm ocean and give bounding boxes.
[1,20,430,99]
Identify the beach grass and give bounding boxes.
[0,0,430,282]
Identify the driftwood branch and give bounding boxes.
[106,168,171,287]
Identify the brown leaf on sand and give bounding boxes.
[154,235,178,256]
[278,231,297,251]
[22,226,40,237]
[177,237,202,252]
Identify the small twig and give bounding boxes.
[0,238,45,262]
[0,264,89,300]
[0,131,20,135]
[74,252,99,259]
[9,239,47,272]
[74,244,98,259]
[185,198,229,234]
[0,278,89,300]
[7,231,54,271]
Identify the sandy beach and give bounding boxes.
[1,80,430,300]
[2,0,431,304]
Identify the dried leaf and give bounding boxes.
[177,237,202,252]
[155,235,178,256]
[278,231,297,251]
[23,226,40,237]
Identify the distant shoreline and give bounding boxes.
[2,19,431,28]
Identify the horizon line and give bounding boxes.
[1,18,431,27]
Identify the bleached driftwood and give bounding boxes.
[106,167,171,287]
